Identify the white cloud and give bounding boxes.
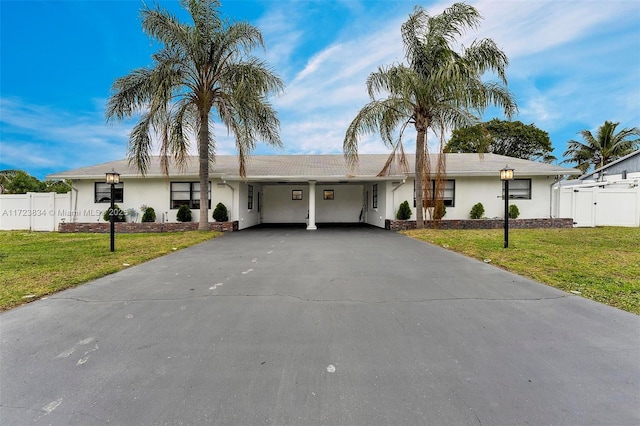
[0,97,129,175]
[271,10,408,161]
[255,8,304,79]
[469,0,638,59]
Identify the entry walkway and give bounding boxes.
[1,227,638,424]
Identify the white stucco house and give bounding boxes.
[45,153,580,230]
[553,150,640,227]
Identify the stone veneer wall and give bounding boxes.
[385,218,574,231]
[59,221,238,233]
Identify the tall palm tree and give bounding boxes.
[106,0,284,229]
[562,121,640,174]
[344,3,516,228]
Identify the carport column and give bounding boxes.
[307,180,317,230]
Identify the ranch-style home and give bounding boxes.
[46,153,580,230]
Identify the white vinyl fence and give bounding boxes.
[553,180,640,227]
[0,192,73,231]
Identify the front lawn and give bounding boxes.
[404,227,640,315]
[0,231,221,311]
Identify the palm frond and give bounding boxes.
[127,114,154,175]
[343,98,411,169]
[105,68,154,122]
[377,123,411,177]
[141,3,191,50]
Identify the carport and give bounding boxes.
[260,181,365,228]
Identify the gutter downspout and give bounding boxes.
[550,175,560,218]
[73,184,79,223]
[64,179,79,223]
[392,179,407,219]
[220,181,235,221]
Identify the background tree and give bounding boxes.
[343,3,516,228]
[0,170,20,193]
[562,121,640,173]
[2,171,43,193]
[43,180,72,193]
[0,170,69,194]
[445,119,555,162]
[106,0,284,230]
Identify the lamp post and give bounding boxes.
[500,165,514,248]
[106,169,120,252]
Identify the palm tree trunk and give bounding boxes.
[415,129,426,229]
[198,112,210,231]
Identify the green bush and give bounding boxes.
[212,202,229,222]
[176,205,192,222]
[433,203,446,220]
[141,206,156,223]
[396,200,412,220]
[509,204,520,219]
[102,204,126,222]
[470,202,485,219]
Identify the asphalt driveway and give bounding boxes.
[1,226,638,425]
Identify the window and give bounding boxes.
[372,184,378,208]
[292,189,303,200]
[248,185,254,209]
[413,180,455,207]
[170,182,211,209]
[505,179,531,200]
[95,182,123,203]
[323,190,334,200]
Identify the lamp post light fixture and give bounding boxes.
[105,169,120,252]
[500,165,514,248]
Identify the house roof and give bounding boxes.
[47,153,580,181]
[579,150,640,180]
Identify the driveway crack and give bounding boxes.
[215,293,569,304]
[48,294,569,305]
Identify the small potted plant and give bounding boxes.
[126,207,138,222]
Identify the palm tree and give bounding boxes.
[562,121,640,174]
[343,3,516,228]
[106,0,284,230]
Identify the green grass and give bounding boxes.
[403,227,640,315]
[0,231,221,311]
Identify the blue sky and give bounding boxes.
[1,0,639,179]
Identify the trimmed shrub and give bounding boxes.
[433,203,446,220]
[212,202,229,222]
[176,205,192,222]
[141,206,156,223]
[470,202,485,219]
[102,204,126,222]
[509,204,520,219]
[396,200,412,220]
